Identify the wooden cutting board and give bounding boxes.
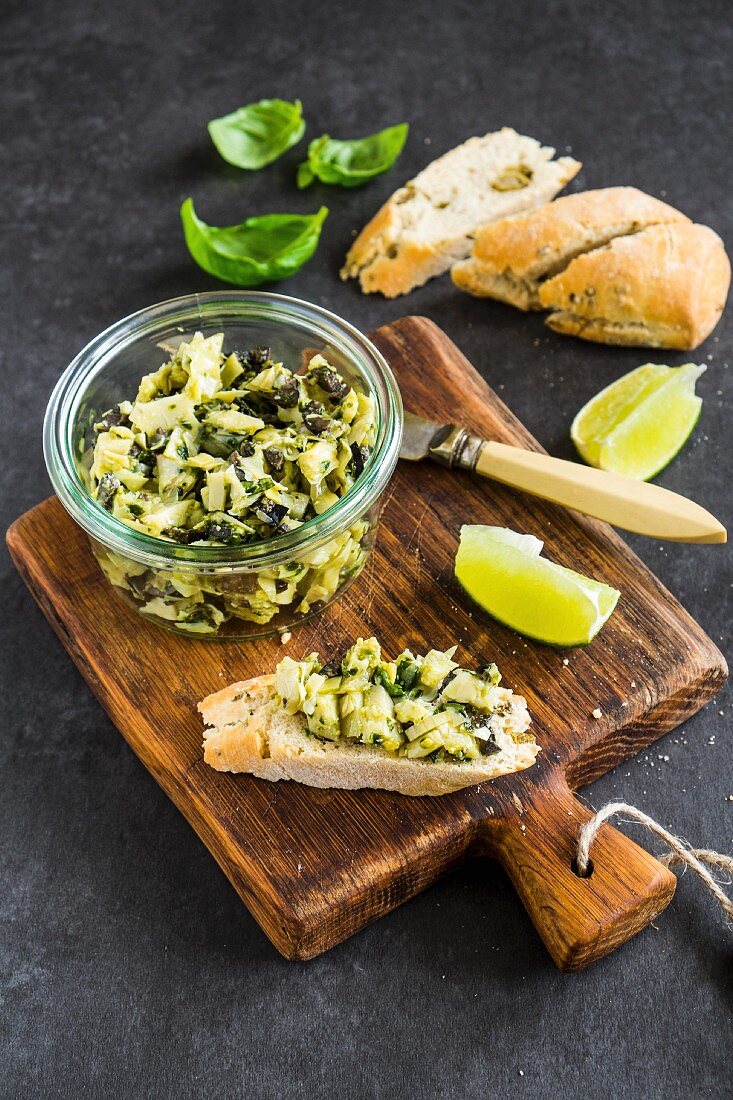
[7,317,727,971]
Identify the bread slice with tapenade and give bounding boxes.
[200,639,538,797]
[538,221,731,349]
[340,128,580,298]
[451,187,689,310]
[201,676,537,796]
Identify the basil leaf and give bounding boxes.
[297,123,408,188]
[180,199,328,286]
[208,98,305,170]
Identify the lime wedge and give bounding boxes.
[455,525,620,647]
[571,363,705,481]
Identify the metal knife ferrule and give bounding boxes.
[428,425,484,470]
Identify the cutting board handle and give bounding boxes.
[481,774,677,970]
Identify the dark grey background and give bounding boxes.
[2,0,731,1096]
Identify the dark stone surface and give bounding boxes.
[2,0,731,1096]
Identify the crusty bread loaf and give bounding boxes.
[340,128,580,298]
[451,187,689,310]
[200,675,539,797]
[539,221,731,349]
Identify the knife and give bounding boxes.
[400,411,726,543]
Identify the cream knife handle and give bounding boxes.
[473,441,726,544]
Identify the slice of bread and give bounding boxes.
[539,221,731,349]
[200,675,539,797]
[340,128,580,298]
[451,187,689,310]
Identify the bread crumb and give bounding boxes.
[592,707,603,719]
[280,631,292,645]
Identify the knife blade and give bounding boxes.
[399,411,726,544]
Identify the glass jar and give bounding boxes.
[44,292,403,639]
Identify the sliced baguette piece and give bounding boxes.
[451,187,689,310]
[340,128,580,298]
[200,675,538,797]
[539,221,731,349]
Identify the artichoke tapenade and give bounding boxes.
[83,332,377,633]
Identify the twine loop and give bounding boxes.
[577,801,733,923]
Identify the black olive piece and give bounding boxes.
[275,377,300,408]
[238,439,256,457]
[254,498,289,528]
[161,581,179,597]
[312,367,349,402]
[97,405,126,430]
[320,658,342,678]
[203,521,235,542]
[349,442,369,478]
[128,574,175,600]
[303,401,332,434]
[148,429,168,452]
[127,572,151,598]
[167,527,198,545]
[232,345,271,369]
[247,345,271,367]
[97,472,120,509]
[479,733,501,756]
[263,447,284,472]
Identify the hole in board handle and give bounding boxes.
[571,857,594,879]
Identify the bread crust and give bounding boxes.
[451,187,688,310]
[344,198,448,298]
[539,221,731,349]
[200,676,287,780]
[200,675,539,797]
[341,128,580,298]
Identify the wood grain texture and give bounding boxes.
[7,316,727,970]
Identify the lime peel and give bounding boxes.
[455,525,620,648]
